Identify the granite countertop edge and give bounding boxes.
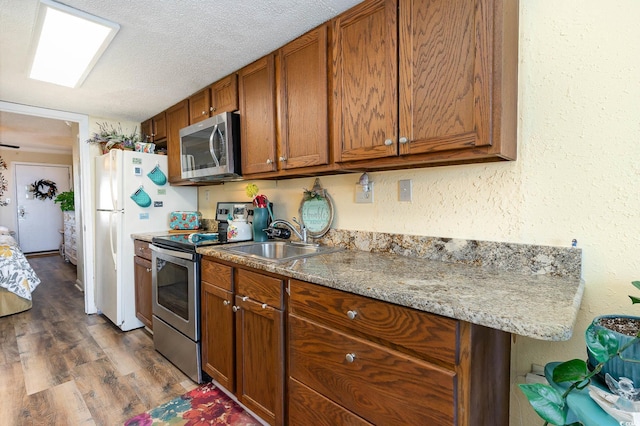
[198,247,584,342]
[132,231,584,341]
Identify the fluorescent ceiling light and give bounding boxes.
[29,0,119,88]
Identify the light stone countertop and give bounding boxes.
[198,245,584,341]
[133,230,584,341]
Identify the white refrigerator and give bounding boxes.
[95,149,197,331]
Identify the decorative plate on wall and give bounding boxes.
[298,178,334,238]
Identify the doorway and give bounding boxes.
[15,163,71,253]
[0,101,95,314]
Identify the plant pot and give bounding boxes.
[586,314,640,385]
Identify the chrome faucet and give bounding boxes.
[267,217,308,244]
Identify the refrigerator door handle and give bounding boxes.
[109,149,118,210]
[109,211,117,270]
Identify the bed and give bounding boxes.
[0,231,41,317]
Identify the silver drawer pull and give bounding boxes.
[345,353,356,363]
[223,300,230,306]
[232,306,240,312]
[346,310,357,320]
[384,139,393,146]
[242,296,249,302]
[262,303,268,309]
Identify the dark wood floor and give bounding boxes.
[0,255,196,425]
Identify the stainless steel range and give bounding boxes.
[149,201,261,383]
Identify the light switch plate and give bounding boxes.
[355,183,374,203]
[399,179,412,202]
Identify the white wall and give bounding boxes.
[197,1,640,423]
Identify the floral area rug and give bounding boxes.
[124,382,261,425]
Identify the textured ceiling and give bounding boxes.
[0,0,363,153]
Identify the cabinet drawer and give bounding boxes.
[289,314,456,425]
[134,239,152,260]
[289,377,372,426]
[289,279,458,364]
[202,258,233,291]
[236,269,284,309]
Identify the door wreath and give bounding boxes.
[30,179,58,200]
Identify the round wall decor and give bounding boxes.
[299,178,334,238]
[31,179,58,200]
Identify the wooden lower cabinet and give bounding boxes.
[201,280,235,391]
[200,260,510,425]
[288,279,511,426]
[235,295,284,425]
[289,314,456,424]
[200,259,285,426]
[133,240,152,330]
[288,378,372,426]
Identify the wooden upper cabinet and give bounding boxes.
[141,113,167,143]
[188,88,211,124]
[165,99,192,184]
[332,0,398,163]
[238,55,277,175]
[153,111,167,141]
[333,0,518,167]
[399,0,491,155]
[277,24,329,170]
[211,74,238,114]
[140,119,153,142]
[189,74,239,124]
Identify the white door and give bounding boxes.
[15,163,71,253]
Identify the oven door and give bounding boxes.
[150,244,199,341]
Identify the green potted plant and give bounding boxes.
[520,281,640,425]
[54,190,74,211]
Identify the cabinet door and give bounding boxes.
[165,100,192,184]
[332,0,398,162]
[277,25,329,170]
[188,88,211,124]
[141,119,153,142]
[133,256,153,330]
[201,281,235,391]
[152,111,167,141]
[238,55,277,175]
[399,0,490,155]
[235,295,284,426]
[211,74,238,114]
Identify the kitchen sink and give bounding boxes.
[219,241,342,262]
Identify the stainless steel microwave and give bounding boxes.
[179,112,241,182]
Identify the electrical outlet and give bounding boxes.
[399,179,412,202]
[355,183,374,203]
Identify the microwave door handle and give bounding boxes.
[208,125,221,168]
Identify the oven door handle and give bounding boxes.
[150,244,195,261]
